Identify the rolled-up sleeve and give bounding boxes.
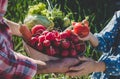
[0,50,37,79]
[94,11,120,53]
[0,36,37,79]
[102,54,120,76]
[91,11,120,79]
[14,53,37,79]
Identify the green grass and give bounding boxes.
[6,0,117,79]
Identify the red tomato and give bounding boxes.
[73,22,89,38]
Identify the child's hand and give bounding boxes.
[71,30,91,41]
[66,56,106,77]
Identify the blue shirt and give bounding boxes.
[90,11,120,79]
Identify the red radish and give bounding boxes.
[28,24,87,58]
[61,39,70,49]
[52,30,60,37]
[31,24,46,34]
[56,34,61,39]
[61,50,69,57]
[30,37,38,46]
[43,40,51,47]
[70,34,79,44]
[64,30,72,38]
[70,49,77,57]
[42,30,49,35]
[54,47,60,55]
[35,29,44,34]
[38,35,45,43]
[60,32,69,39]
[46,46,56,56]
[32,33,41,38]
[46,32,56,41]
[70,42,75,49]
[79,43,86,53]
[53,38,61,47]
[37,42,43,51]
[75,43,81,51]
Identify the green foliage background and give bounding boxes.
[6,0,116,31]
[5,0,118,79]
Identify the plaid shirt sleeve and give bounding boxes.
[0,50,37,79]
[0,21,37,79]
[13,53,37,79]
[0,0,37,78]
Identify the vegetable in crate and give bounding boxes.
[28,24,86,58]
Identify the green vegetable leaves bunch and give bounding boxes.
[24,2,71,31]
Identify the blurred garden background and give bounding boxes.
[5,0,120,79]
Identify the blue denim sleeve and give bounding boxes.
[102,55,120,76]
[94,11,120,53]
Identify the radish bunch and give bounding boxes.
[29,24,86,58]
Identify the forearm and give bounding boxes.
[36,58,79,74]
[4,18,22,36]
[94,61,106,72]
[36,60,68,74]
[89,32,99,47]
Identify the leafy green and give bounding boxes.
[26,2,71,30]
[24,14,53,29]
[28,3,46,15]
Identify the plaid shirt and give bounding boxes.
[0,19,37,79]
[0,0,37,79]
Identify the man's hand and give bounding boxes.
[36,58,80,74]
[4,18,22,36]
